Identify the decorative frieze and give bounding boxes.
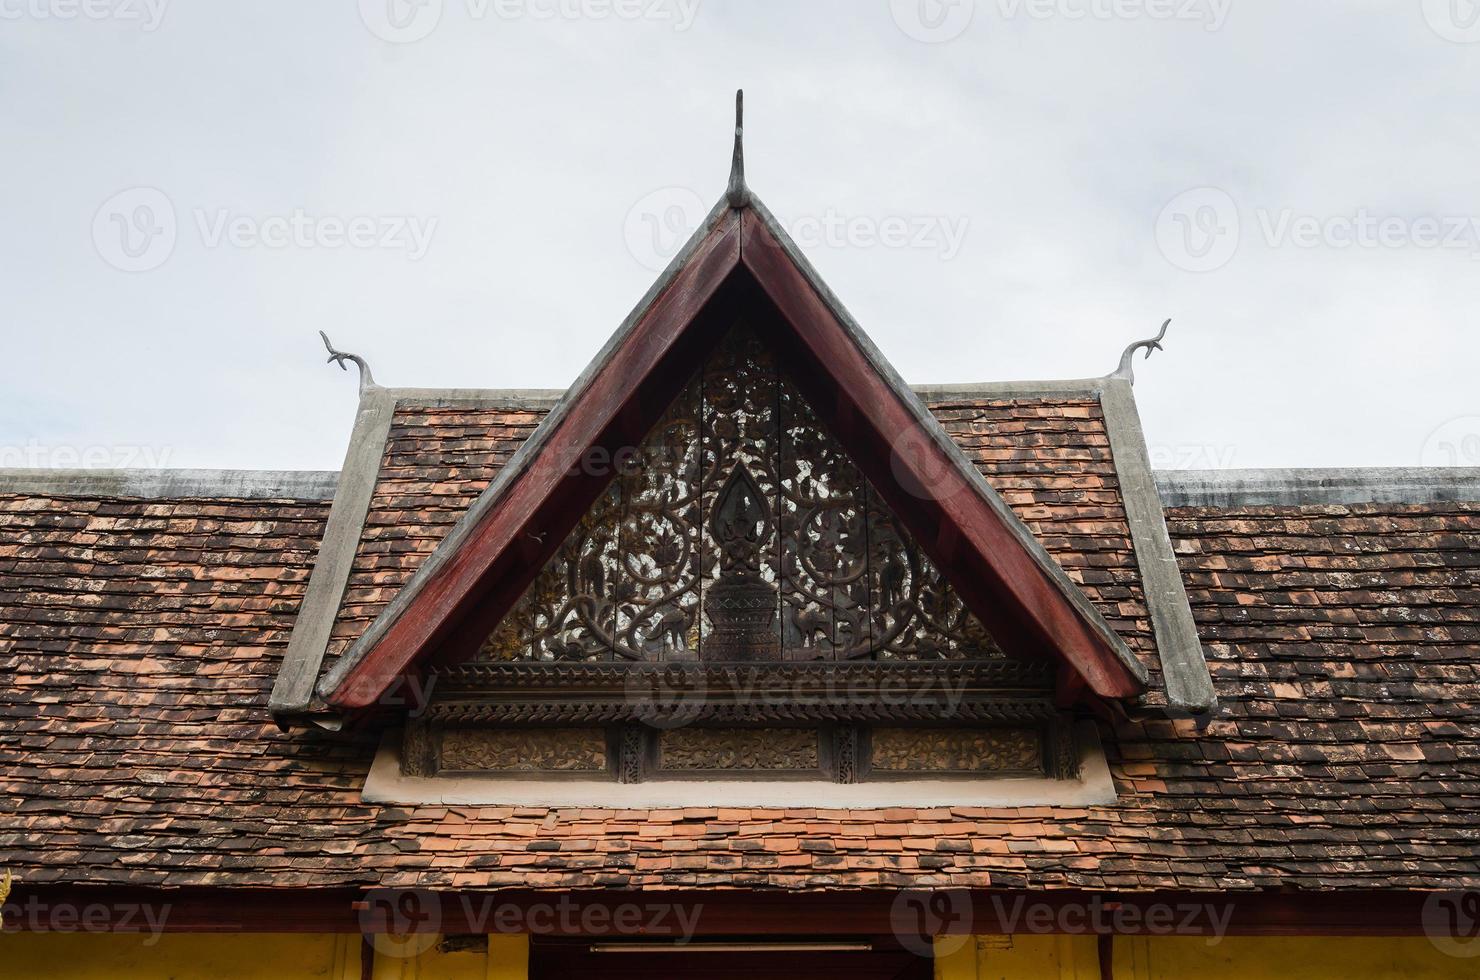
[438,728,609,775]
[657,727,821,773]
[868,727,1044,777]
[410,713,1068,785]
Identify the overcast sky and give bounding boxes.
[4,1,1479,474]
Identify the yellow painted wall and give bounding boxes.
[0,932,529,980]
[935,934,1478,980]
[4,931,1475,979]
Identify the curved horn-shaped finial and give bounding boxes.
[319,331,376,392]
[726,89,749,209]
[1109,319,1172,384]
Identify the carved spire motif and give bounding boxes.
[726,89,749,209]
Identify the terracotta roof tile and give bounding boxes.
[3,474,1479,892]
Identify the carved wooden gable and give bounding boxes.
[480,323,1003,667]
[401,324,1081,786]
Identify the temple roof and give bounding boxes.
[2,471,1477,891]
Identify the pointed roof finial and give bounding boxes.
[1108,319,1172,385]
[319,331,376,393]
[726,89,749,209]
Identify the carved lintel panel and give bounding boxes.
[424,661,1058,728]
[438,728,609,775]
[402,720,437,777]
[835,725,860,784]
[1050,722,1080,780]
[619,725,645,784]
[868,727,1045,776]
[476,321,1003,665]
[656,727,822,774]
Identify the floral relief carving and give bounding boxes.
[658,727,820,771]
[438,728,607,773]
[476,322,1003,666]
[870,727,1044,774]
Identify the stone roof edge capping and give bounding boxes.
[0,467,338,500]
[1158,467,1480,507]
[1099,377,1216,713]
[266,381,586,722]
[269,383,400,724]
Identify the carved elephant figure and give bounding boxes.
[792,607,830,649]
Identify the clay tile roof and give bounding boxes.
[317,393,1162,692]
[4,469,1479,892]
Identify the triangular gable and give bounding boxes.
[317,121,1145,713]
[478,320,1008,666]
[317,205,1146,710]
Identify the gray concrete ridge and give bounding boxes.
[9,463,1473,510]
[0,468,338,500]
[1157,468,1480,508]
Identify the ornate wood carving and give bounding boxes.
[401,719,438,777]
[619,725,645,784]
[835,725,860,784]
[868,727,1044,776]
[475,322,1002,666]
[423,661,1058,727]
[657,727,820,772]
[1050,721,1081,780]
[439,728,608,774]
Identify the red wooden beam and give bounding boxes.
[327,211,744,710]
[738,209,1141,699]
[0,885,1451,938]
